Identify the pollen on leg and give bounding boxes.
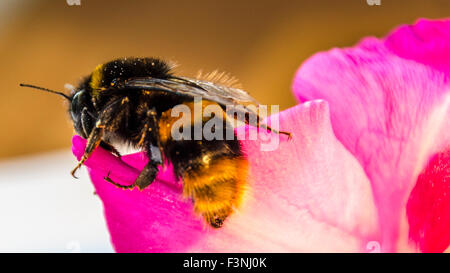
[407,147,450,253]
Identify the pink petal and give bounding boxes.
[292,18,450,252]
[407,147,450,253]
[385,18,450,74]
[72,100,379,252]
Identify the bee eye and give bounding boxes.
[70,90,87,121]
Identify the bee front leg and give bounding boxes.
[81,107,121,157]
[71,98,126,178]
[71,122,105,178]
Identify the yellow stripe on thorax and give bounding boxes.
[90,64,104,96]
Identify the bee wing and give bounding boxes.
[124,77,263,127]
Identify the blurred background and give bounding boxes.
[0,0,448,252]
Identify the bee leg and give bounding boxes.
[104,171,135,189]
[104,106,163,190]
[81,104,121,157]
[134,161,160,190]
[259,123,292,140]
[134,109,164,190]
[71,124,105,178]
[100,141,122,157]
[103,161,159,190]
[72,98,129,178]
[132,108,163,190]
[147,108,165,162]
[243,112,292,140]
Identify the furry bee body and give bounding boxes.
[72,57,249,227]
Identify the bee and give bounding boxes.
[20,57,291,228]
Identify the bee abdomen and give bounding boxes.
[183,156,247,228]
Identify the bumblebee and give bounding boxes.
[21,57,290,228]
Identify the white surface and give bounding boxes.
[0,150,114,252]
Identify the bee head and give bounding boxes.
[69,87,95,138]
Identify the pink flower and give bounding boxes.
[72,100,379,252]
[72,18,450,252]
[293,18,450,252]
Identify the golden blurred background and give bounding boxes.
[1,0,449,159]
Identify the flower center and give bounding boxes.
[407,147,450,252]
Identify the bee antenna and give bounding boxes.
[19,83,72,101]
